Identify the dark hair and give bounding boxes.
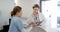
[33,4,39,9]
[11,6,22,16]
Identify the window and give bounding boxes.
[57,0,60,27]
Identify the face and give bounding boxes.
[33,7,39,16]
[17,10,23,17]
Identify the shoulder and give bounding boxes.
[39,13,45,21]
[39,13,44,18]
[39,13,44,16]
[11,17,22,23]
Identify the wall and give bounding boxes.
[17,0,39,17]
[0,0,14,30]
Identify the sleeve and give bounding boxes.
[23,15,34,29]
[16,19,24,32]
[39,13,45,22]
[39,13,46,22]
[39,13,46,29]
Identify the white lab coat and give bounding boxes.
[25,13,46,32]
[27,13,45,25]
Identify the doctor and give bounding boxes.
[29,4,46,32]
[27,4,46,28]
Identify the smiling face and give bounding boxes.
[32,4,39,17]
[33,7,39,16]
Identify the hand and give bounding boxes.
[31,22,37,27]
[36,22,42,26]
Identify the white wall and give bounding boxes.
[17,0,39,17]
[0,0,14,30]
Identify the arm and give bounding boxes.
[23,15,33,28]
[39,13,46,26]
[16,19,24,32]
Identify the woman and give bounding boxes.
[8,6,24,32]
[26,4,46,32]
[27,4,45,28]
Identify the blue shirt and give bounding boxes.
[8,16,24,32]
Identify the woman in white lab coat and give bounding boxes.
[26,4,46,32]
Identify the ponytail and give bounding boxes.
[11,11,14,16]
